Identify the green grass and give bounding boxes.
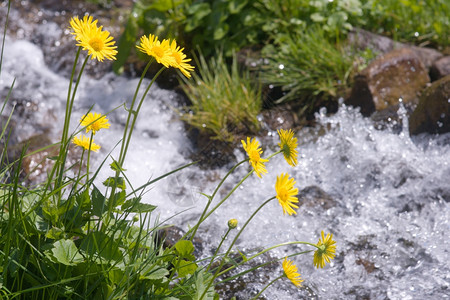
[259,26,354,113]
[181,52,262,142]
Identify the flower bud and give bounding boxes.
[228,218,238,229]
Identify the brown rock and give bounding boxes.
[409,75,450,135]
[430,56,450,81]
[346,48,430,116]
[348,28,443,69]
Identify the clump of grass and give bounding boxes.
[260,25,354,114]
[181,52,261,142]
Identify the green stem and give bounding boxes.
[251,275,283,300]
[188,159,247,241]
[200,196,276,300]
[206,228,232,273]
[119,66,165,167]
[216,242,316,278]
[117,59,153,167]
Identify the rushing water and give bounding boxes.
[1,4,449,299]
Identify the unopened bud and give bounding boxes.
[228,218,238,229]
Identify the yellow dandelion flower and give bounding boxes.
[136,34,175,68]
[241,137,269,178]
[313,231,337,268]
[282,258,303,287]
[275,173,299,215]
[80,112,110,135]
[278,129,298,167]
[70,15,117,62]
[73,135,101,152]
[168,39,195,78]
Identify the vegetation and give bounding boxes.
[110,0,449,141]
[0,7,336,299]
[181,52,261,142]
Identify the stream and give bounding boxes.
[1,2,449,299]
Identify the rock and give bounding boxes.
[409,75,450,135]
[430,56,450,81]
[348,28,443,69]
[298,185,336,210]
[346,48,430,116]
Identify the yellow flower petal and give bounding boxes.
[282,258,303,287]
[278,129,298,167]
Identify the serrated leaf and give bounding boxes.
[51,239,83,266]
[122,197,157,213]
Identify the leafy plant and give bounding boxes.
[181,51,262,142]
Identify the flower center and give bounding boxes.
[172,51,181,64]
[249,150,260,162]
[89,37,104,52]
[278,187,288,201]
[153,46,164,58]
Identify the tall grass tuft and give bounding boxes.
[181,52,262,142]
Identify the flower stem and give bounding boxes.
[251,275,283,300]
[188,159,247,241]
[200,196,275,300]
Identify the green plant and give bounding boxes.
[361,0,450,47]
[181,51,262,142]
[260,25,354,112]
[0,6,337,299]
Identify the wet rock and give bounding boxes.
[430,56,450,81]
[298,185,336,210]
[409,75,450,135]
[348,28,443,69]
[346,48,430,116]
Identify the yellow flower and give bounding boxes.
[278,129,298,167]
[136,34,175,68]
[275,173,299,215]
[80,112,110,135]
[70,15,117,62]
[241,137,269,178]
[282,258,303,287]
[73,135,101,152]
[313,231,337,268]
[168,39,195,78]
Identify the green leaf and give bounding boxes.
[140,265,169,280]
[121,197,157,213]
[103,177,126,190]
[193,269,215,300]
[110,160,126,172]
[80,232,123,262]
[174,240,195,261]
[228,0,248,14]
[51,239,83,266]
[45,227,64,239]
[176,259,197,278]
[91,185,106,217]
[185,3,211,32]
[213,23,229,40]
